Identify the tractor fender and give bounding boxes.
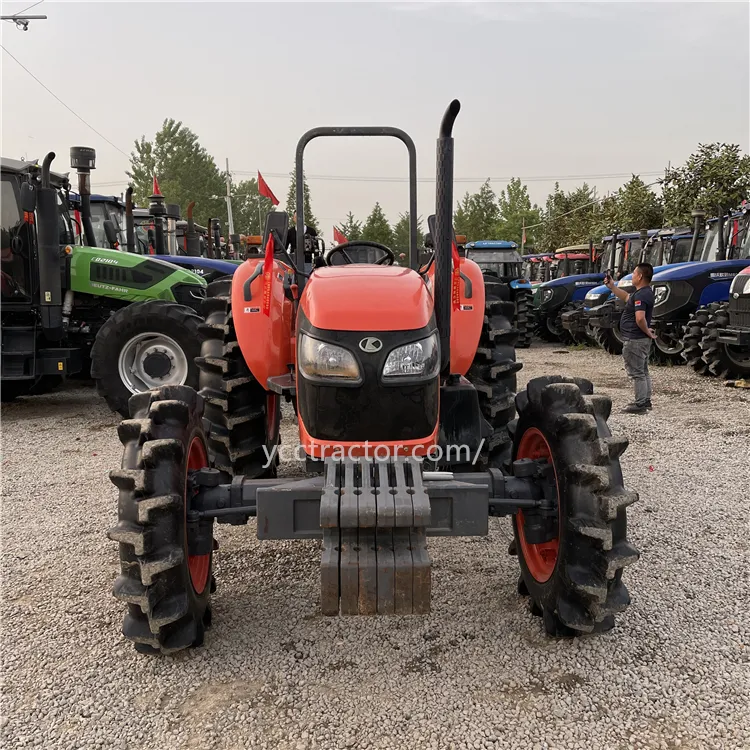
[232,258,294,389]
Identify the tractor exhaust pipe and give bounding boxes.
[609,229,619,277]
[213,219,222,257]
[716,210,727,261]
[38,152,63,341]
[434,99,461,375]
[687,209,706,262]
[206,217,214,258]
[125,186,135,253]
[70,146,97,247]
[185,201,200,256]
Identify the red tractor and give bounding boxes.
[108,102,639,654]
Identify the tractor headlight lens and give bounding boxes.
[618,283,634,294]
[585,291,600,302]
[298,334,361,382]
[382,333,440,381]
[541,288,554,303]
[653,285,670,306]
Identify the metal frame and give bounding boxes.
[294,127,419,279]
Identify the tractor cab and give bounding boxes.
[464,240,522,280]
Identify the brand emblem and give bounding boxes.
[359,337,383,353]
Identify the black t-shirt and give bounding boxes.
[620,286,655,340]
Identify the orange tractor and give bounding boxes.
[108,101,639,654]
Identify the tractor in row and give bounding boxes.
[106,101,640,655]
[464,240,533,348]
[1,148,207,413]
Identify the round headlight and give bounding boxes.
[653,285,669,306]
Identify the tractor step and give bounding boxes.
[319,456,432,616]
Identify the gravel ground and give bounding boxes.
[2,343,749,750]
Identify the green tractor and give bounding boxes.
[1,147,206,414]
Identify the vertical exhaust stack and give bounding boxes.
[434,99,461,375]
[716,210,727,261]
[70,146,97,247]
[148,178,167,255]
[206,217,214,258]
[639,229,648,264]
[609,229,620,276]
[687,209,706,262]
[37,152,63,341]
[185,201,200,256]
[212,220,222,256]
[125,186,136,253]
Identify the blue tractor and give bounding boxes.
[565,228,684,353]
[679,207,750,372]
[533,243,607,343]
[464,240,533,347]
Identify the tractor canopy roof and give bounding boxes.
[601,230,659,242]
[467,240,518,250]
[1,156,70,186]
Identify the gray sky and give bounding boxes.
[2,1,748,240]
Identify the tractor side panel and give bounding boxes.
[426,257,485,377]
[69,246,205,302]
[698,279,735,307]
[232,258,293,389]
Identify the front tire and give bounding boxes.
[108,385,214,655]
[514,290,532,349]
[682,306,712,374]
[91,300,202,417]
[651,325,685,366]
[509,376,639,636]
[700,302,750,379]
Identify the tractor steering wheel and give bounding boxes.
[327,241,395,266]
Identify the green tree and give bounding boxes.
[391,212,424,265]
[336,212,363,242]
[536,182,599,252]
[361,202,393,246]
[662,143,750,225]
[230,177,275,236]
[127,118,227,228]
[591,175,663,237]
[496,177,542,247]
[285,170,317,228]
[451,180,499,242]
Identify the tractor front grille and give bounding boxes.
[728,296,750,329]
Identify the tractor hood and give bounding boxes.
[540,273,604,289]
[300,266,433,332]
[652,259,750,283]
[153,255,242,277]
[587,263,694,298]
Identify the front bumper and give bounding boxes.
[561,306,586,333]
[587,303,617,330]
[718,327,750,347]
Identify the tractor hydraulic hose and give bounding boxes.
[716,211,726,261]
[185,201,200,257]
[434,99,461,375]
[688,209,706,262]
[37,152,64,341]
[125,187,136,253]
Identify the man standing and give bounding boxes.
[605,262,657,414]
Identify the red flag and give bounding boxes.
[333,226,348,245]
[261,232,275,316]
[257,171,279,206]
[152,176,161,196]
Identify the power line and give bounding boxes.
[230,169,663,184]
[9,0,45,16]
[1,44,129,158]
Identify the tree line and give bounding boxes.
[128,119,750,252]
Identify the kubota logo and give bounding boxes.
[359,337,383,353]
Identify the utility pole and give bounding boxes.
[225,158,235,236]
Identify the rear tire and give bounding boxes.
[91,300,202,417]
[698,301,750,379]
[682,306,712,374]
[514,290,532,349]
[594,319,624,356]
[108,385,214,655]
[535,312,562,343]
[651,325,685,366]
[466,287,521,469]
[509,377,639,636]
[197,279,280,479]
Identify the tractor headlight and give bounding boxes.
[653,284,670,306]
[541,288,554,304]
[585,291,600,302]
[298,334,361,382]
[382,333,440,381]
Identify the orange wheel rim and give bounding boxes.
[516,427,559,583]
[186,436,210,594]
